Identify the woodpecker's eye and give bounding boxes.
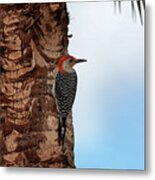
[69,59,73,63]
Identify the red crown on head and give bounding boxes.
[58,55,76,72]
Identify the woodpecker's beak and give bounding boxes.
[75,59,87,64]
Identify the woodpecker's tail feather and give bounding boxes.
[58,117,67,146]
[58,118,61,146]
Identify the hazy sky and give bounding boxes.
[67,0,144,170]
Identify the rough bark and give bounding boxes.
[0,3,75,168]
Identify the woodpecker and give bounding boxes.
[55,55,87,145]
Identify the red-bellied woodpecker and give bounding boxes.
[55,55,87,145]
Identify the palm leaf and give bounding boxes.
[137,0,143,25]
[142,0,145,9]
[131,1,136,20]
[114,1,117,13]
[118,1,122,13]
[114,0,145,26]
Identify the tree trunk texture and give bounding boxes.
[0,3,75,168]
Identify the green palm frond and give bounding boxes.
[142,0,145,9]
[114,0,145,25]
[136,0,144,25]
[118,1,122,13]
[114,1,117,13]
[131,1,136,20]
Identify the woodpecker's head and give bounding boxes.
[58,55,87,73]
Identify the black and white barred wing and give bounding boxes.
[55,71,77,118]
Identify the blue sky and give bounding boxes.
[67,1,144,170]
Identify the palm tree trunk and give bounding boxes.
[0,3,75,168]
